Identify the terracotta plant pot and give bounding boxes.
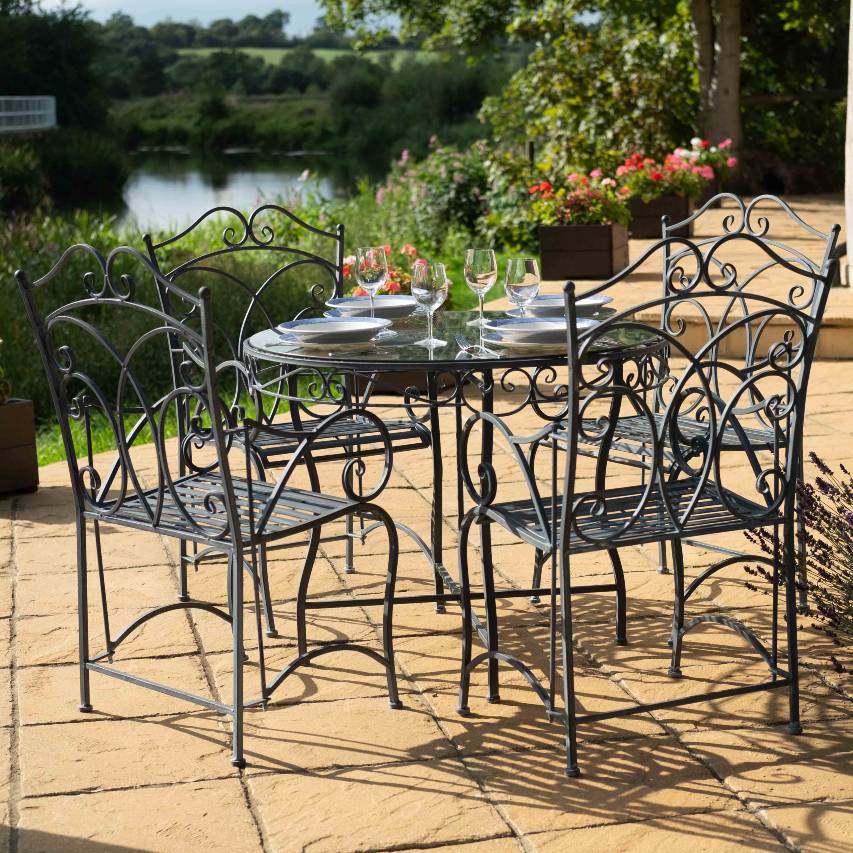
[628,195,695,238]
[538,223,629,280]
[0,398,39,495]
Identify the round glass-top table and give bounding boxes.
[242,308,665,617]
[243,309,659,372]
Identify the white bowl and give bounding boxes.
[484,316,598,345]
[326,295,417,319]
[276,316,392,345]
[508,293,613,318]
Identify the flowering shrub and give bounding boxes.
[674,137,739,181]
[344,243,419,295]
[744,451,852,672]
[527,172,631,227]
[616,151,710,202]
[373,140,489,252]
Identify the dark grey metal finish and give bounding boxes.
[143,204,429,603]
[15,244,402,768]
[457,219,837,776]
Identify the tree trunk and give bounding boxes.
[690,0,743,150]
[846,0,853,283]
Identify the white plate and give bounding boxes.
[481,334,567,353]
[484,316,598,345]
[326,295,417,319]
[507,294,613,318]
[276,316,392,344]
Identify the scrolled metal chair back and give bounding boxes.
[563,233,837,549]
[16,245,243,543]
[144,203,346,423]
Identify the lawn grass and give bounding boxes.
[177,47,437,68]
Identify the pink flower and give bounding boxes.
[615,165,628,177]
[619,186,631,196]
[601,177,616,187]
[567,172,579,182]
[399,149,410,164]
[590,168,603,178]
[726,157,738,168]
[375,187,386,205]
[343,254,356,266]
[385,280,402,294]
[718,138,733,150]
[693,165,714,180]
[353,287,368,296]
[400,244,417,257]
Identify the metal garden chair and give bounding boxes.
[143,205,431,634]
[458,232,836,776]
[531,194,840,607]
[16,244,401,768]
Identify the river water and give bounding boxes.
[118,150,341,229]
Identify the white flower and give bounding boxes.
[690,136,701,147]
[343,255,356,266]
[298,169,310,182]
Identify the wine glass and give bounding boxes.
[354,246,394,338]
[464,249,498,327]
[412,261,448,348]
[504,257,540,317]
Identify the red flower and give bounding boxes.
[650,171,663,181]
[353,287,368,296]
[700,139,710,148]
[342,264,351,278]
[382,244,391,257]
[385,280,402,294]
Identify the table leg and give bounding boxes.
[427,371,446,613]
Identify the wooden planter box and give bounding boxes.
[628,195,694,238]
[539,224,629,280]
[0,399,39,495]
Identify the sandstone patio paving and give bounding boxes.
[3,270,853,850]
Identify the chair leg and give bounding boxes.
[456,513,475,716]
[92,519,112,660]
[784,513,802,736]
[657,540,670,574]
[343,512,356,574]
[480,519,500,703]
[668,539,685,678]
[530,549,544,603]
[557,547,580,777]
[230,551,246,768]
[257,542,278,638]
[178,540,191,602]
[77,516,92,713]
[374,507,402,709]
[296,527,322,658]
[608,549,628,645]
[796,454,808,609]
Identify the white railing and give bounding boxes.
[0,96,57,134]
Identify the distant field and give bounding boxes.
[177,47,437,68]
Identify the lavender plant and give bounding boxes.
[744,451,852,673]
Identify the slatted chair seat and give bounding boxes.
[97,471,358,543]
[483,479,774,553]
[575,414,775,461]
[249,414,430,466]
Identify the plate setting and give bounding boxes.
[325,295,418,319]
[483,316,599,346]
[505,293,612,318]
[276,316,392,345]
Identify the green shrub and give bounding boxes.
[0,143,47,211]
[33,129,130,205]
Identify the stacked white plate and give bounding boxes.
[276,316,391,345]
[505,293,612,319]
[325,295,418,320]
[482,316,599,350]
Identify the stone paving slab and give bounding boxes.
[1,357,851,851]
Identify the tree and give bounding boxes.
[323,0,847,165]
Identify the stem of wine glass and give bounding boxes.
[427,310,433,343]
[520,303,525,318]
[478,293,485,325]
[369,290,376,320]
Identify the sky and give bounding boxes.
[43,1,325,34]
